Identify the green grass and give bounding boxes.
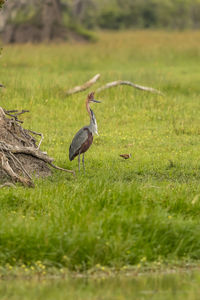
[0,31,200,273]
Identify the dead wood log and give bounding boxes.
[66,74,100,95]
[96,80,164,95]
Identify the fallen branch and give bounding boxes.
[96,80,164,95]
[66,74,100,96]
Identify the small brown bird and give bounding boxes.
[119,153,131,159]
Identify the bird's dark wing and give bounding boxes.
[69,127,89,161]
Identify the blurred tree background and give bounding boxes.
[94,0,200,30]
[0,0,200,43]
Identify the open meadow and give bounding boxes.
[0,30,200,298]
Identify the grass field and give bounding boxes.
[0,31,200,291]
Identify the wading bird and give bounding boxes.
[0,84,4,88]
[119,153,131,159]
[69,92,101,171]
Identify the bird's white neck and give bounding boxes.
[89,108,98,135]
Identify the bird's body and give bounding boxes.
[69,126,93,161]
[69,92,100,171]
[119,153,131,159]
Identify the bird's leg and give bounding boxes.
[78,151,81,172]
[82,153,85,172]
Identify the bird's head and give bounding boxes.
[87,92,101,104]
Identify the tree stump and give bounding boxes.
[0,107,74,188]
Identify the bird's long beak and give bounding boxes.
[92,99,101,103]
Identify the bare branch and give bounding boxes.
[6,110,29,116]
[96,80,164,95]
[66,74,100,95]
[49,162,76,177]
[27,130,44,149]
[3,109,29,123]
